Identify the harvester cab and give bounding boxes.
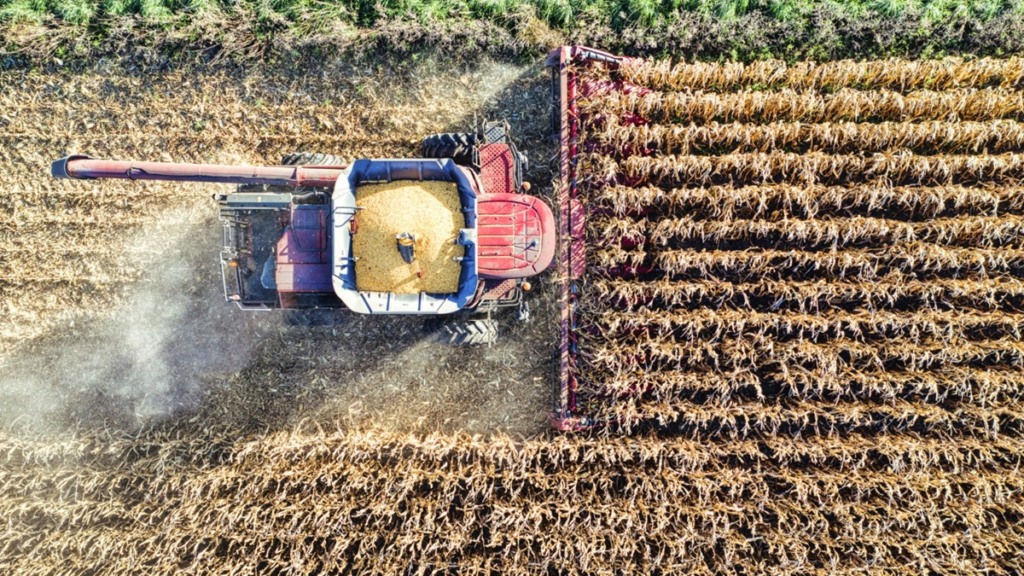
[52,121,554,345]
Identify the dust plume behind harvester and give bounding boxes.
[52,122,554,346]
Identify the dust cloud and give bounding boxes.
[0,205,258,432]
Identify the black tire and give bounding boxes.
[281,152,345,166]
[420,133,478,164]
[428,317,498,345]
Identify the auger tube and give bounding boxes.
[51,155,348,188]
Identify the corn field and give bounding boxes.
[574,57,1024,428]
[554,55,1024,570]
[2,427,1022,574]
[4,54,1024,573]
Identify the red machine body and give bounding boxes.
[274,206,333,294]
[477,193,555,279]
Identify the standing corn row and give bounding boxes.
[1,428,1022,574]
[573,56,1024,439]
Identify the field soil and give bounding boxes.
[0,57,557,437]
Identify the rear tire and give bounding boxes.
[428,317,498,345]
[281,152,345,166]
[237,152,345,194]
[421,133,478,165]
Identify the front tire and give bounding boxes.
[420,133,478,165]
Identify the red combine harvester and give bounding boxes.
[52,122,554,345]
[53,48,622,429]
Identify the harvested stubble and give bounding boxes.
[353,180,463,294]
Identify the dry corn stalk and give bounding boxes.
[591,244,1024,281]
[589,213,1024,250]
[572,55,1024,442]
[581,151,1024,187]
[589,277,1024,313]
[589,119,1024,155]
[588,183,1024,220]
[620,56,1024,93]
[586,87,1024,124]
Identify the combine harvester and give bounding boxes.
[52,49,623,429]
[52,122,554,345]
